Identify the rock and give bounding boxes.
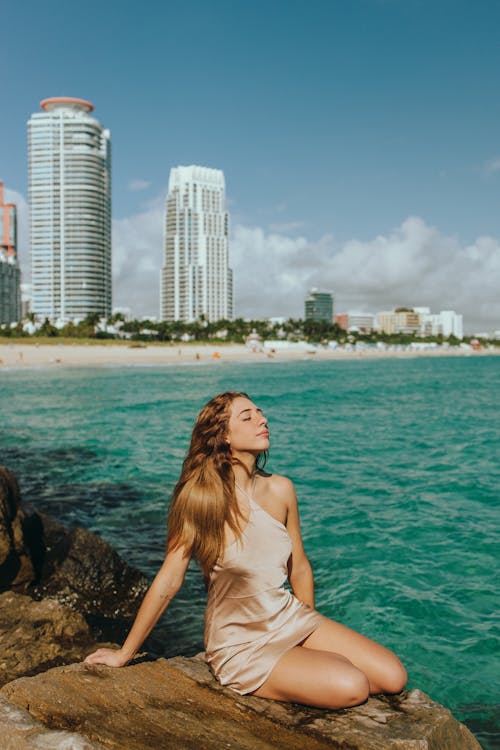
[0,657,481,750]
[31,520,149,635]
[0,592,101,687]
[0,468,35,591]
[0,694,107,749]
[0,466,150,642]
[171,656,482,749]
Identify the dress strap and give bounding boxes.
[234,475,257,502]
[235,478,288,533]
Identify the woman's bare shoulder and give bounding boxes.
[256,470,295,498]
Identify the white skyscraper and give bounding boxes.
[28,97,111,322]
[161,165,233,322]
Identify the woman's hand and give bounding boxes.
[84,647,132,668]
[83,547,189,671]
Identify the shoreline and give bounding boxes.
[0,341,498,369]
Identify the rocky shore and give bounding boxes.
[0,467,482,749]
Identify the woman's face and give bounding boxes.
[226,396,269,455]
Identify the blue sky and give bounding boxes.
[2,0,500,330]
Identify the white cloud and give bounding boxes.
[7,186,500,331]
[112,196,164,317]
[484,157,500,175]
[268,221,305,233]
[127,179,151,191]
[231,217,500,331]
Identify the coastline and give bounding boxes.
[0,340,498,369]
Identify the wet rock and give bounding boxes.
[0,592,100,687]
[0,468,35,591]
[32,520,149,630]
[1,657,482,750]
[0,466,149,641]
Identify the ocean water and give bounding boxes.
[0,355,498,748]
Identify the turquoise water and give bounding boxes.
[1,356,498,748]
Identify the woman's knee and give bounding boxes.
[380,657,407,694]
[327,668,370,708]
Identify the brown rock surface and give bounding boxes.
[0,592,100,687]
[0,468,35,591]
[0,465,150,642]
[1,656,481,750]
[32,521,149,625]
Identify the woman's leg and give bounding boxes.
[302,617,407,695]
[252,647,370,709]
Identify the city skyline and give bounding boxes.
[2,1,499,331]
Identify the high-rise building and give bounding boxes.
[161,165,233,322]
[28,97,111,323]
[0,181,21,325]
[305,288,333,322]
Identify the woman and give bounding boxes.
[85,391,407,708]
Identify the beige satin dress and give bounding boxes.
[204,493,324,694]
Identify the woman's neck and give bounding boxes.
[232,454,256,490]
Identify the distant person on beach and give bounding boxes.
[85,391,406,708]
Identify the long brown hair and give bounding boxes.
[167,391,266,576]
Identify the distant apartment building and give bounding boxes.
[0,181,21,324]
[305,288,333,322]
[28,97,111,323]
[20,282,32,320]
[377,307,463,338]
[334,312,374,332]
[347,312,375,333]
[414,306,435,337]
[439,310,463,339]
[376,311,397,334]
[161,165,233,322]
[376,308,421,335]
[415,307,463,339]
[334,313,349,331]
[395,309,421,334]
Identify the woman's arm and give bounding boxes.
[277,477,316,608]
[84,544,190,667]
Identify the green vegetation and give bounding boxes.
[1,314,498,348]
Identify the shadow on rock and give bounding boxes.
[1,466,149,646]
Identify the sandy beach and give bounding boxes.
[0,341,498,369]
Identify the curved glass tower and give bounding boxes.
[28,97,111,322]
